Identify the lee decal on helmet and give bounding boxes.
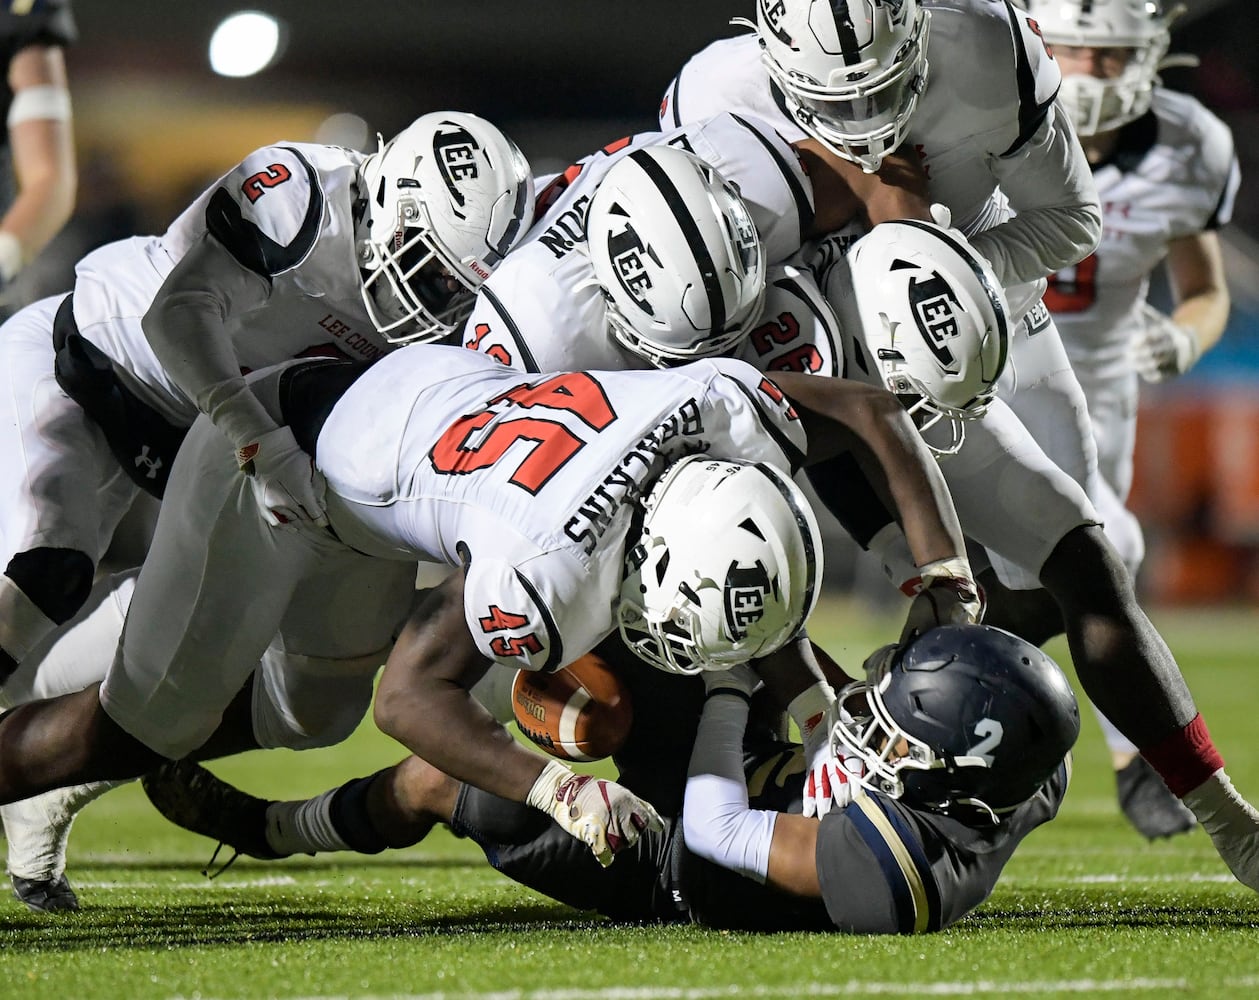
[827,217,1010,456]
[749,0,931,172]
[832,624,1081,818]
[356,111,535,343]
[1022,0,1190,136]
[585,145,767,368]
[617,456,823,674]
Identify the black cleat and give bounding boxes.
[12,873,80,913]
[142,760,285,865]
[1116,755,1197,841]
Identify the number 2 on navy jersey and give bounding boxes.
[430,373,617,494]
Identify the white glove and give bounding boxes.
[1132,303,1200,384]
[526,760,664,867]
[1183,769,1259,893]
[799,699,866,819]
[900,556,983,644]
[237,425,329,529]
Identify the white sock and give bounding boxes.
[3,779,125,880]
[1183,769,1259,893]
[264,790,351,856]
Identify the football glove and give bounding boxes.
[899,555,983,645]
[1132,303,1200,383]
[526,760,663,867]
[799,699,866,819]
[237,424,329,529]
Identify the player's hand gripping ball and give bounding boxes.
[512,652,634,762]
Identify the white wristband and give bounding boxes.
[7,85,72,127]
[918,555,975,589]
[203,378,280,450]
[0,232,22,285]
[525,759,575,816]
[787,681,835,741]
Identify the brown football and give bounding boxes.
[511,652,634,762]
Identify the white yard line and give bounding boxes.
[168,977,1259,1000]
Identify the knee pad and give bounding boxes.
[251,645,385,751]
[5,548,95,626]
[0,548,94,662]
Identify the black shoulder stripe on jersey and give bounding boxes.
[630,149,726,332]
[205,146,324,279]
[1206,156,1242,231]
[999,0,1057,159]
[664,75,683,128]
[1107,111,1159,174]
[772,274,841,374]
[726,374,808,474]
[479,284,541,374]
[513,569,563,674]
[849,793,942,934]
[730,114,815,244]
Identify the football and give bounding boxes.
[512,652,634,762]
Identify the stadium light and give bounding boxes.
[209,11,285,78]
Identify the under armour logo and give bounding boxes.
[135,446,163,479]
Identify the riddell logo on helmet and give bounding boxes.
[908,272,962,369]
[469,259,490,281]
[723,561,773,640]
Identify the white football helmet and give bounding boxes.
[356,111,535,343]
[1023,0,1188,136]
[828,218,1010,456]
[618,456,823,675]
[750,0,931,172]
[585,145,766,368]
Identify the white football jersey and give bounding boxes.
[70,142,385,426]
[1047,89,1239,388]
[660,0,1097,287]
[463,113,814,375]
[316,346,808,674]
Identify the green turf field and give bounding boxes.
[3,597,1259,999]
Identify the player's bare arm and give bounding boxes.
[1165,231,1230,357]
[3,43,75,276]
[795,139,931,233]
[372,569,548,803]
[771,371,966,569]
